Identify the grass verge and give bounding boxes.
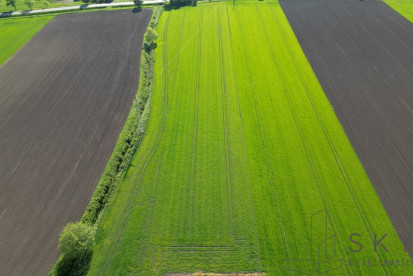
[0,15,52,65]
[384,0,413,23]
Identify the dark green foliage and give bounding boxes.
[54,222,94,276]
[80,110,140,225]
[59,223,94,260]
[54,253,92,276]
[24,0,33,9]
[80,7,162,226]
[50,8,162,275]
[6,0,16,10]
[134,0,143,9]
[168,0,193,7]
[143,27,158,53]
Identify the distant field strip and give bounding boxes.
[0,16,52,65]
[89,2,412,275]
[385,0,413,22]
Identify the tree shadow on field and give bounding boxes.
[163,2,192,11]
[132,7,143,13]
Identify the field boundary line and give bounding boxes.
[271,4,393,273]
[235,6,290,273]
[187,7,202,236]
[271,3,392,274]
[98,12,173,275]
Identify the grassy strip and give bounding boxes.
[49,6,162,276]
[384,0,413,23]
[0,15,52,65]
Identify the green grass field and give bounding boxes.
[0,15,52,65]
[385,0,413,23]
[87,1,412,275]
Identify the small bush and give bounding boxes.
[24,0,33,7]
[54,222,95,275]
[143,27,158,53]
[6,0,16,11]
[59,222,95,260]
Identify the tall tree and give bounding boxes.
[24,0,34,10]
[6,0,16,11]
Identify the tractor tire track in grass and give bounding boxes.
[270,5,391,274]
[98,14,176,274]
[255,5,354,274]
[132,150,166,273]
[88,3,413,274]
[225,6,264,268]
[217,8,235,243]
[280,0,413,260]
[101,11,191,273]
[187,8,203,237]
[235,7,291,272]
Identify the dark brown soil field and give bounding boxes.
[280,0,413,257]
[0,10,151,275]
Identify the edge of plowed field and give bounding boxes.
[48,7,161,275]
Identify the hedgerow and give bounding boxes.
[81,6,161,227]
[50,7,161,275]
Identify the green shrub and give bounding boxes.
[54,253,92,276]
[51,7,163,275]
[143,27,158,52]
[134,0,143,9]
[59,222,95,260]
[6,0,16,10]
[80,7,162,226]
[53,222,95,275]
[24,0,33,9]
